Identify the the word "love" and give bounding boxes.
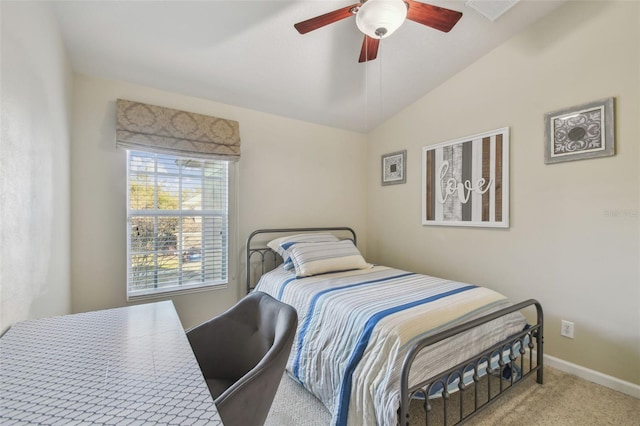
[437,161,492,204]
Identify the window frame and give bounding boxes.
[125,149,236,301]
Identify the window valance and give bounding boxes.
[116,99,240,161]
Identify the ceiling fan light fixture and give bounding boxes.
[356,0,408,39]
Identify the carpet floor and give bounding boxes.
[265,366,639,425]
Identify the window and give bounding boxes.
[127,150,230,299]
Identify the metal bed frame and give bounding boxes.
[246,227,543,425]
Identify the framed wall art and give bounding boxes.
[381,150,406,186]
[422,128,509,228]
[544,97,614,164]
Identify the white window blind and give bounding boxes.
[127,150,229,298]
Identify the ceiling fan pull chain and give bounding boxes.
[379,40,383,124]
[365,40,368,131]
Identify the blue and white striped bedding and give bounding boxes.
[255,265,527,426]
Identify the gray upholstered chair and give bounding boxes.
[186,291,298,426]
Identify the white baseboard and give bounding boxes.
[543,354,640,399]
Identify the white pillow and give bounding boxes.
[266,233,339,263]
[288,240,371,278]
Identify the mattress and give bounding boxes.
[255,265,527,426]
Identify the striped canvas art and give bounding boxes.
[422,128,509,227]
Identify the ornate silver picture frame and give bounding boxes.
[544,97,614,164]
[381,150,406,186]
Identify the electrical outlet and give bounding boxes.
[561,320,574,339]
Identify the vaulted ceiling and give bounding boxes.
[53,1,565,133]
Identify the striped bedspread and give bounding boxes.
[255,265,527,426]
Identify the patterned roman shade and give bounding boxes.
[116,99,241,160]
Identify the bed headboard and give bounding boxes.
[245,227,356,294]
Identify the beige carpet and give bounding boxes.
[265,366,640,425]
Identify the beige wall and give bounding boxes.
[0,2,73,333]
[366,0,639,384]
[70,74,367,329]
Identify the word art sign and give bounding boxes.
[422,128,509,228]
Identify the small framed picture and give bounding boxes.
[544,97,614,164]
[381,150,406,185]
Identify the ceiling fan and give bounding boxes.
[294,0,463,63]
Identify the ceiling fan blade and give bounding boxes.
[294,3,360,34]
[358,35,380,63]
[405,0,463,33]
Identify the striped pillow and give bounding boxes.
[288,240,371,278]
[266,233,340,264]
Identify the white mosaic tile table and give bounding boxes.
[0,301,223,425]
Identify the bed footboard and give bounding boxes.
[399,299,543,425]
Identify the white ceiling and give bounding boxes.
[52,0,565,133]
